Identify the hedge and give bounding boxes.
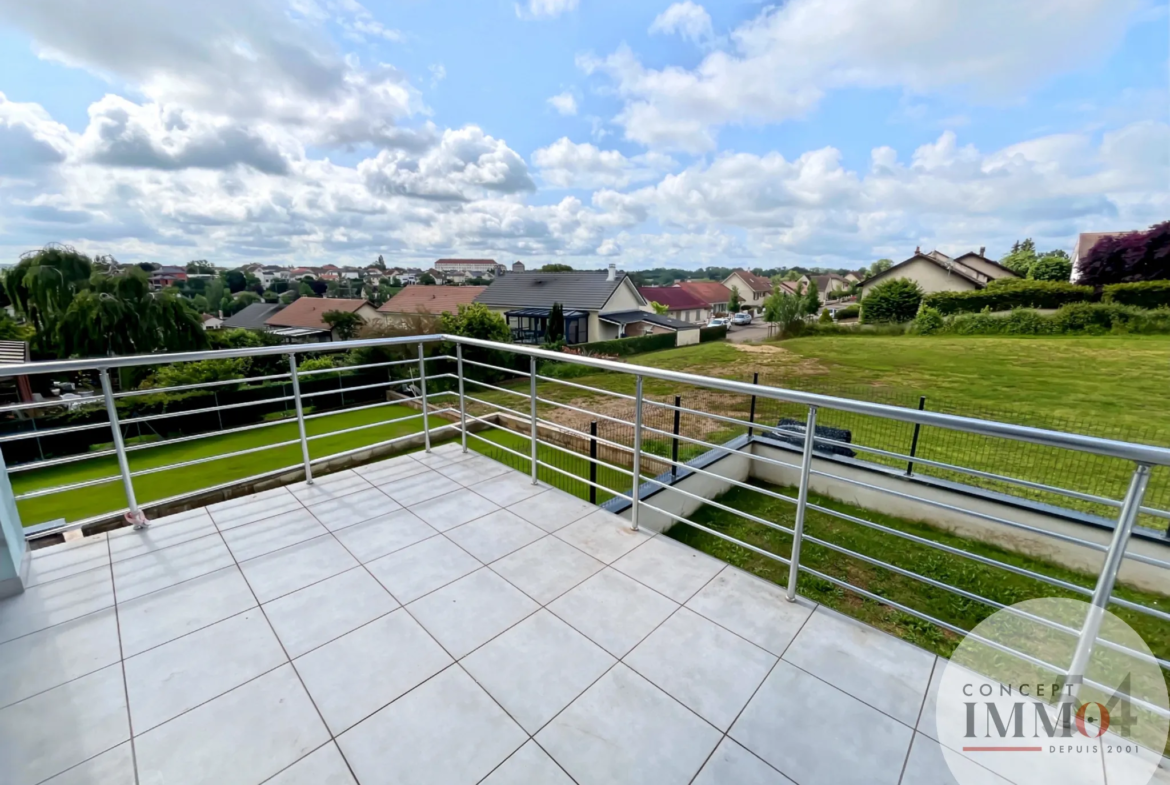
[1102,281,1170,309]
[923,280,1093,315]
[834,304,860,320]
[940,303,1170,336]
[700,324,727,343]
[579,331,677,356]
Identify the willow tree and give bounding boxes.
[6,245,93,354]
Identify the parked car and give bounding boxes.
[707,317,729,328]
[732,312,752,325]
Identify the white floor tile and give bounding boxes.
[692,739,794,785]
[112,533,235,602]
[408,487,501,532]
[266,743,357,785]
[506,487,599,532]
[730,661,913,785]
[376,471,462,506]
[365,535,480,604]
[407,569,538,658]
[125,609,286,733]
[685,566,814,656]
[0,665,129,785]
[467,473,546,507]
[412,448,475,469]
[462,610,614,733]
[220,509,329,562]
[355,454,431,485]
[0,566,114,645]
[238,535,358,603]
[332,509,437,563]
[109,509,217,562]
[337,666,526,785]
[305,487,400,532]
[294,609,451,734]
[625,607,776,731]
[481,741,575,785]
[554,509,651,563]
[436,455,511,486]
[134,665,329,785]
[117,567,257,657]
[24,537,109,588]
[40,742,136,785]
[0,607,121,709]
[444,509,545,563]
[536,664,721,785]
[208,487,303,531]
[547,568,678,657]
[612,535,724,602]
[490,536,604,605]
[287,471,372,504]
[782,607,935,726]
[901,733,1011,785]
[263,567,397,658]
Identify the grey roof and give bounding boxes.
[222,302,285,330]
[473,271,638,311]
[598,310,699,331]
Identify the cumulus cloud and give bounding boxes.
[533,138,675,189]
[0,92,74,176]
[548,91,579,116]
[649,2,713,44]
[585,0,1145,151]
[517,0,578,19]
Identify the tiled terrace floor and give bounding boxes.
[0,443,1162,785]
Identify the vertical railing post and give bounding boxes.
[786,405,818,601]
[747,372,759,439]
[631,376,644,531]
[671,395,681,479]
[456,343,468,453]
[529,356,538,483]
[905,395,926,476]
[418,343,430,453]
[287,354,314,485]
[100,368,147,528]
[589,420,598,505]
[1061,463,1151,721]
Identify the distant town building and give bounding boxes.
[149,266,187,289]
[435,259,504,279]
[512,261,525,273]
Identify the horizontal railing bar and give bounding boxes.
[532,396,633,427]
[14,473,123,500]
[535,374,637,401]
[642,397,759,432]
[640,475,795,537]
[294,357,422,377]
[9,448,119,473]
[128,439,303,478]
[114,371,293,398]
[299,377,421,400]
[1081,678,1170,720]
[460,358,529,378]
[461,410,638,481]
[638,500,793,567]
[534,457,635,503]
[464,377,532,399]
[0,420,112,444]
[120,394,295,425]
[0,397,104,414]
[304,412,428,441]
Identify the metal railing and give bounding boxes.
[3,333,1170,726]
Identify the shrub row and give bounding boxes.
[699,324,728,343]
[1102,280,1170,309]
[914,303,1170,336]
[579,331,677,356]
[834,304,860,320]
[923,280,1093,315]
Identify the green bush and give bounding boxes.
[941,304,1170,336]
[580,331,677,356]
[923,280,1092,315]
[1027,254,1073,282]
[912,305,944,334]
[818,308,833,323]
[834,304,860,320]
[861,278,923,323]
[699,325,727,343]
[1102,281,1170,309]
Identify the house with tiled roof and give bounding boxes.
[721,270,775,313]
[637,286,711,324]
[264,297,381,342]
[379,286,486,326]
[675,281,732,316]
[859,248,1018,301]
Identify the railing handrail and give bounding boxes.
[5,332,1170,467]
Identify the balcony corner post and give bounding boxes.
[456,342,468,453]
[418,342,431,453]
[287,353,314,485]
[99,367,148,529]
[631,375,644,531]
[529,356,538,484]
[786,405,818,601]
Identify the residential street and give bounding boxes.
[726,322,772,343]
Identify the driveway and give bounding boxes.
[726,322,772,343]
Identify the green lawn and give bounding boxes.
[14,404,439,526]
[471,335,1170,525]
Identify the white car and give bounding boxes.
[707,317,729,328]
[731,312,753,325]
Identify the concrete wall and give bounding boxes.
[675,328,700,347]
[860,258,981,298]
[632,448,752,534]
[747,441,1170,593]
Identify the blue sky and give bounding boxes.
[0,0,1166,270]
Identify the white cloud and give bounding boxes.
[547,91,579,116]
[0,92,74,176]
[649,2,713,44]
[517,0,578,19]
[533,138,675,189]
[585,0,1145,151]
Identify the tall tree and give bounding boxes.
[547,302,565,343]
[803,280,820,316]
[728,285,741,312]
[540,264,573,272]
[1079,221,1170,284]
[322,310,365,341]
[1001,239,1038,276]
[6,245,93,353]
[649,301,669,315]
[223,269,247,293]
[869,259,893,276]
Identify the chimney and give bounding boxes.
[915,245,921,254]
[606,263,616,282]
[979,246,986,257]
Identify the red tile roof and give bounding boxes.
[265,298,372,331]
[677,281,732,306]
[637,286,709,311]
[379,286,487,315]
[726,270,773,294]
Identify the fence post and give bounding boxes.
[287,354,314,485]
[456,343,468,453]
[671,395,681,479]
[529,356,538,484]
[747,372,759,438]
[417,343,430,453]
[631,375,644,531]
[1060,463,1151,724]
[905,395,926,476]
[589,420,598,505]
[786,405,818,602]
[99,368,148,528]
